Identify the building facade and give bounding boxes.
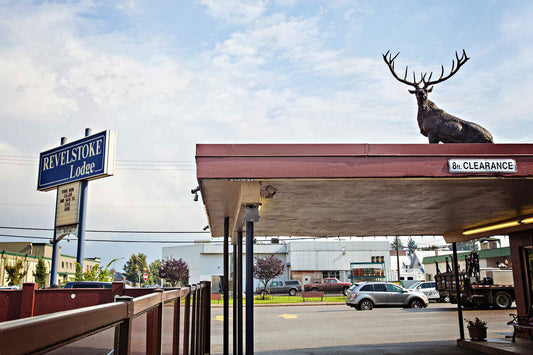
[162,239,390,292]
[0,242,101,287]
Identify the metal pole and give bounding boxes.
[50,136,67,286]
[246,221,254,355]
[237,230,243,355]
[452,242,465,340]
[233,239,238,355]
[396,236,401,283]
[223,217,229,355]
[76,128,91,269]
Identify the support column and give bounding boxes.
[223,217,230,355]
[395,236,401,283]
[76,128,92,269]
[246,220,254,355]
[50,136,67,286]
[233,239,238,354]
[237,230,243,355]
[452,242,465,340]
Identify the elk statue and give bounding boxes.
[383,50,493,143]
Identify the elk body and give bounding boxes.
[383,50,493,144]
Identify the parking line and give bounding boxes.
[278,314,298,319]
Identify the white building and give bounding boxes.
[162,239,390,292]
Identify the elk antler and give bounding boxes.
[382,50,423,88]
[423,49,469,87]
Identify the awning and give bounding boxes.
[196,143,533,243]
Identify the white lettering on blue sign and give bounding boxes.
[37,130,116,191]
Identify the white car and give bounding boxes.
[409,281,448,302]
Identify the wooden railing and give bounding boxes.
[0,281,211,354]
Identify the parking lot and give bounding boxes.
[211,302,514,354]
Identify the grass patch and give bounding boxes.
[211,295,346,305]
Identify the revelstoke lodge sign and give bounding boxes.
[37,130,116,191]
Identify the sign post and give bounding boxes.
[76,128,91,269]
[39,129,116,285]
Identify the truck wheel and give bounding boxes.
[289,288,296,296]
[493,291,513,309]
[359,299,373,311]
[342,287,348,296]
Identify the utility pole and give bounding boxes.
[396,236,401,283]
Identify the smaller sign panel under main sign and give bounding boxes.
[448,159,517,173]
[56,182,81,227]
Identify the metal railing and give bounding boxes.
[0,281,210,354]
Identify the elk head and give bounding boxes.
[383,50,469,105]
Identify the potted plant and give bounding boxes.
[464,317,487,340]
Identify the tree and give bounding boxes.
[33,257,48,288]
[5,260,27,286]
[97,259,117,282]
[253,254,285,298]
[123,253,148,284]
[74,259,117,282]
[74,263,84,281]
[159,257,189,287]
[407,237,418,254]
[149,259,161,285]
[390,237,405,250]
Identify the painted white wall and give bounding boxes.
[162,242,288,291]
[162,240,390,290]
[288,241,390,274]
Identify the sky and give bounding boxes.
[0,0,528,270]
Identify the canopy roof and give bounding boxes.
[196,144,533,243]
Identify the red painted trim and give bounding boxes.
[196,143,533,157]
[197,156,533,179]
[196,144,533,179]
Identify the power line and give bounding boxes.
[0,226,210,234]
[0,233,216,243]
[0,154,195,166]
[0,202,202,208]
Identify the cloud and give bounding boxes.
[200,0,267,25]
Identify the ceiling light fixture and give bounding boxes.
[520,217,533,224]
[462,221,520,236]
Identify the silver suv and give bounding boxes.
[256,280,302,296]
[346,282,429,310]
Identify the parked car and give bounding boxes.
[0,286,19,290]
[345,282,429,310]
[256,280,302,296]
[304,278,351,295]
[64,281,112,289]
[409,281,448,302]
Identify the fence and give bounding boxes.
[0,281,211,354]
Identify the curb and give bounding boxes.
[211,302,346,308]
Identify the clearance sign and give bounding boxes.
[37,130,116,191]
[448,159,516,174]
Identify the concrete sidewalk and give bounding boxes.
[251,340,479,354]
[458,338,533,354]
